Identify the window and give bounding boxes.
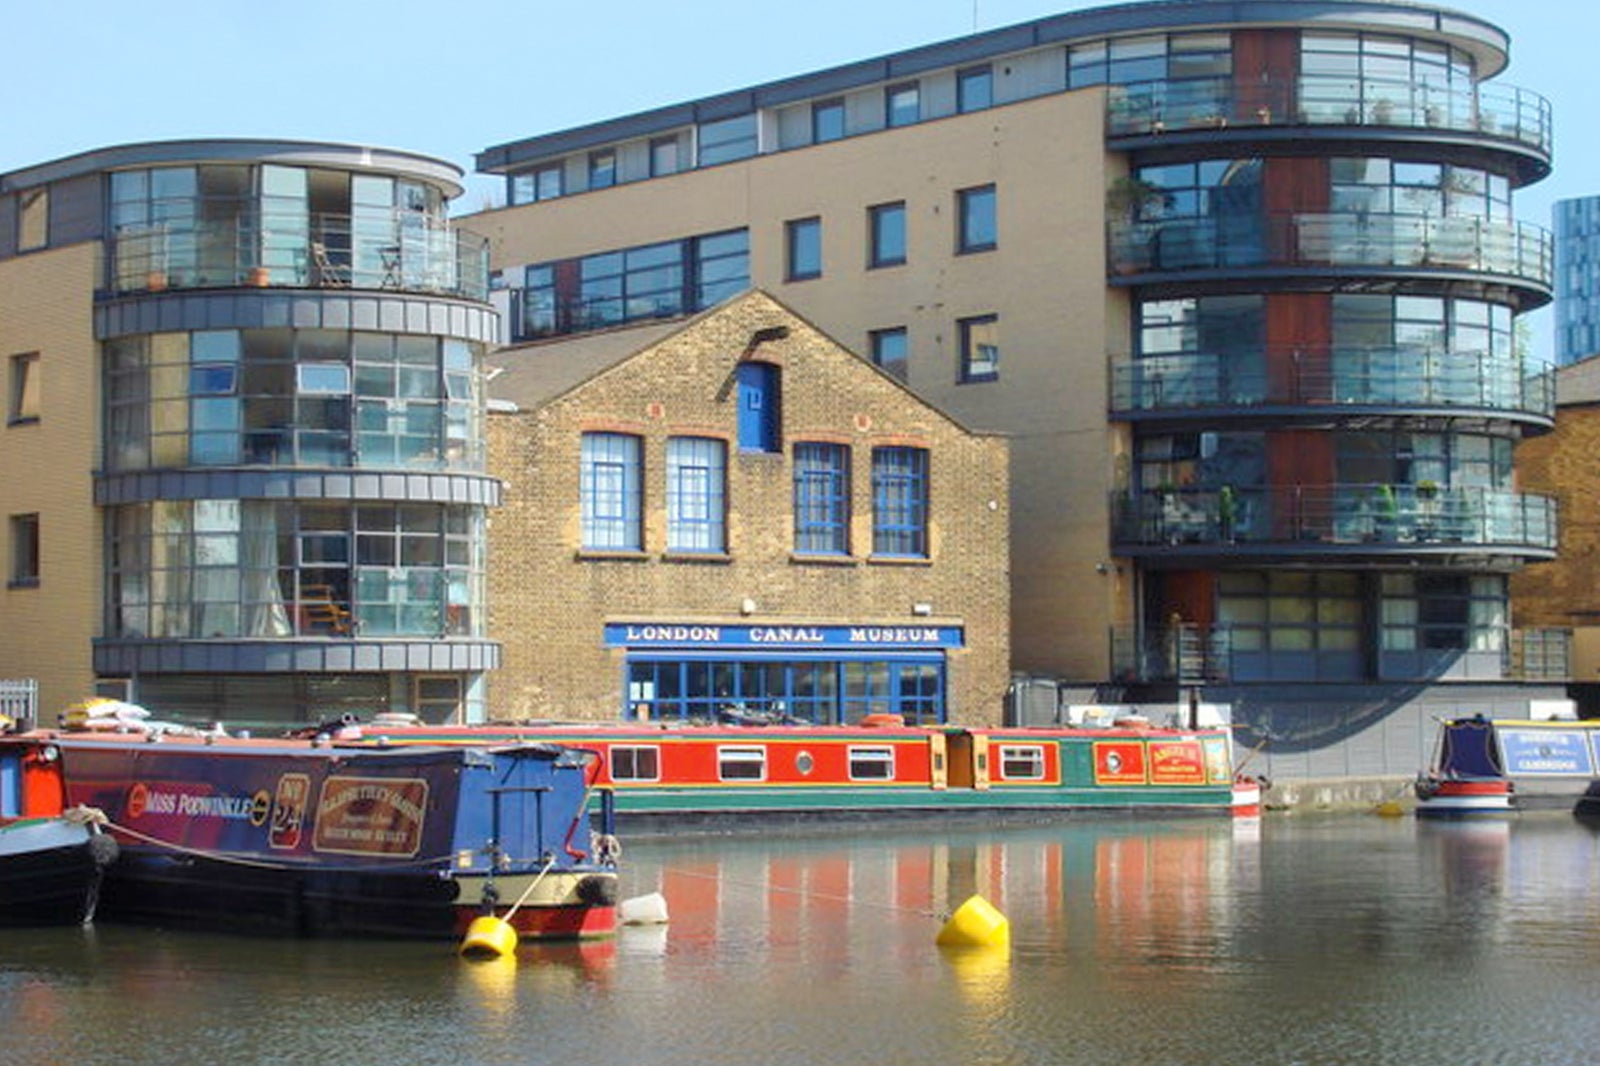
[869,202,907,268]
[667,436,727,552]
[18,188,48,251]
[813,98,846,143]
[957,185,997,253]
[872,446,929,557]
[610,745,661,782]
[650,137,680,177]
[510,164,564,204]
[9,353,39,425]
[580,433,642,551]
[794,442,850,554]
[510,228,750,341]
[998,745,1046,780]
[957,66,993,113]
[870,327,909,380]
[414,677,463,723]
[959,315,1000,383]
[786,217,822,281]
[849,746,896,780]
[737,362,781,452]
[718,746,767,781]
[9,514,39,587]
[886,82,920,127]
[698,113,759,166]
[588,150,617,190]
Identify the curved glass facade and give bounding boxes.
[106,499,485,640]
[108,162,488,299]
[104,328,484,472]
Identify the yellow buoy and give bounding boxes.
[1375,800,1405,818]
[937,894,1011,950]
[460,915,519,959]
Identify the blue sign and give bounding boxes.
[1498,727,1597,777]
[604,622,964,650]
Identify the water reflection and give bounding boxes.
[5,815,1600,1066]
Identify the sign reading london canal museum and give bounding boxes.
[604,623,964,650]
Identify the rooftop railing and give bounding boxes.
[1108,211,1553,290]
[108,209,490,301]
[1109,347,1554,421]
[1111,484,1557,552]
[1106,74,1552,161]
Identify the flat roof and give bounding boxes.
[0,139,466,198]
[477,0,1510,174]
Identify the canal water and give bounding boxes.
[4,813,1599,1066]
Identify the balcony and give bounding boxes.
[107,209,490,302]
[1111,484,1557,555]
[1108,211,1552,299]
[1109,347,1554,425]
[1106,74,1551,178]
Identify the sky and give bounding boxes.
[7,0,1595,360]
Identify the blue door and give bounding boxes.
[737,363,780,452]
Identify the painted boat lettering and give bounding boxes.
[312,777,428,857]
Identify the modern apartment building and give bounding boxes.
[466,0,1564,775]
[485,290,1010,723]
[0,141,500,727]
[1554,195,1600,365]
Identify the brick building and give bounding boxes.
[1511,357,1600,705]
[485,290,1011,724]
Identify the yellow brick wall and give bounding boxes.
[486,292,1011,724]
[468,89,1115,680]
[0,243,100,717]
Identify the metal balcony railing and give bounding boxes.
[1106,74,1552,160]
[108,209,490,301]
[1111,484,1558,552]
[1109,347,1554,420]
[1108,211,1553,290]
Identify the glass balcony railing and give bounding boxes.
[1111,484,1557,551]
[108,209,490,301]
[1109,347,1554,420]
[1108,211,1553,289]
[1106,74,1552,159]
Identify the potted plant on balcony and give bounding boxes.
[1218,485,1238,542]
[1107,175,1170,220]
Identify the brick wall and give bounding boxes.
[487,291,1011,723]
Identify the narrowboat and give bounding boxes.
[1416,716,1600,817]
[345,716,1253,827]
[26,730,619,941]
[1,737,119,925]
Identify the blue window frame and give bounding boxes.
[581,432,642,550]
[588,150,616,190]
[737,362,781,452]
[959,314,1000,383]
[698,114,758,166]
[870,327,908,380]
[794,442,850,554]
[786,217,822,281]
[957,66,993,113]
[872,446,929,557]
[625,657,944,724]
[958,185,997,253]
[667,436,726,552]
[886,82,920,127]
[869,202,906,268]
[813,98,846,143]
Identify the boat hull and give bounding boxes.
[0,818,117,926]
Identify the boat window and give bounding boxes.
[998,745,1046,780]
[610,745,660,782]
[848,746,895,780]
[718,745,766,781]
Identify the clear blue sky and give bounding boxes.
[7,0,1593,360]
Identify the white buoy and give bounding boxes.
[619,891,670,925]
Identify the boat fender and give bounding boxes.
[576,875,619,907]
